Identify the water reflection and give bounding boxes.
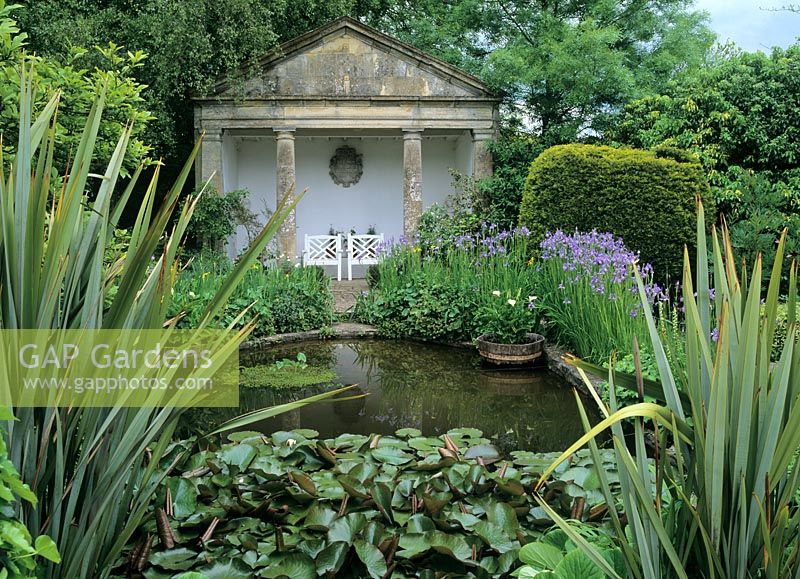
[199,340,595,452]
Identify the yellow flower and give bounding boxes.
[492,290,501,297]
[507,299,517,306]
[527,256,535,266]
[202,271,209,280]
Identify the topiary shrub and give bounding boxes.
[519,144,713,279]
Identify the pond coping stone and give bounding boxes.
[240,322,380,351]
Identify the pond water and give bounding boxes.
[193,340,595,452]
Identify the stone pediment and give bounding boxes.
[207,17,493,100]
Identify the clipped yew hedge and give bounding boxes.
[518,144,713,279]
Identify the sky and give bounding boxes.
[694,0,799,51]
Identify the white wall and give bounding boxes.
[224,131,475,263]
[295,137,404,244]
[224,137,277,258]
[421,133,471,210]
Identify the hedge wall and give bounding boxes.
[518,144,713,280]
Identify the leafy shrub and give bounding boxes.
[516,525,624,578]
[519,144,713,280]
[0,2,152,176]
[714,167,800,288]
[169,257,334,337]
[0,425,60,577]
[181,187,259,253]
[416,202,480,257]
[768,301,800,361]
[477,133,545,228]
[125,429,620,578]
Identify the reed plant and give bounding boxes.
[537,202,800,578]
[0,65,337,578]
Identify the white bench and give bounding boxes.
[303,234,342,281]
[347,233,383,281]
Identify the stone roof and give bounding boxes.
[199,16,495,101]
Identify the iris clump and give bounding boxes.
[537,229,666,361]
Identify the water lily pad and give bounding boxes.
[464,444,501,463]
[196,558,253,579]
[370,482,394,523]
[408,437,444,452]
[219,444,257,472]
[259,552,316,579]
[226,430,263,443]
[371,447,413,465]
[447,428,484,439]
[395,428,422,438]
[168,478,198,519]
[328,513,368,544]
[354,540,388,579]
[149,548,199,571]
[316,541,349,575]
[304,504,338,530]
[473,520,516,553]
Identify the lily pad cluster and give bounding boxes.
[117,429,618,578]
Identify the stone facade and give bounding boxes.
[194,17,499,259]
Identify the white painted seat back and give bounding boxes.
[303,234,342,281]
[347,233,384,280]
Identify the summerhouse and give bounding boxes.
[193,17,499,264]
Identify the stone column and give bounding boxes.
[275,128,297,261]
[471,129,494,180]
[198,129,224,192]
[402,129,423,237]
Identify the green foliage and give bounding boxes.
[612,44,800,283]
[767,301,800,361]
[476,290,542,344]
[476,133,545,228]
[0,63,306,578]
[16,0,385,171]
[0,2,152,176]
[169,257,334,337]
[121,428,619,578]
[368,0,713,144]
[715,167,800,285]
[613,43,800,175]
[516,526,624,578]
[356,226,538,342]
[416,203,479,258]
[543,203,800,577]
[519,144,713,280]
[180,187,257,253]
[0,425,60,578]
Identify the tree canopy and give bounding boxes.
[366,0,714,144]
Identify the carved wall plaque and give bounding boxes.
[329,145,363,187]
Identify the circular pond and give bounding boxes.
[194,339,595,452]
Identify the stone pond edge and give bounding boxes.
[240,323,602,397]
